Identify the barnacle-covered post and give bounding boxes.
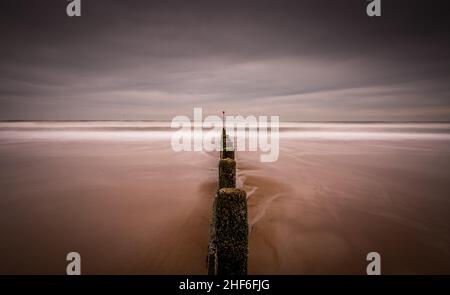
[207,111,247,275]
[219,158,236,189]
[214,188,248,275]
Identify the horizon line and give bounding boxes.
[1,120,450,124]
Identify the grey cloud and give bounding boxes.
[0,0,449,120]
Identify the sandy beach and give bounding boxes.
[0,122,449,274]
[241,139,450,274]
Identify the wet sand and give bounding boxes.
[0,122,449,274]
[241,140,450,274]
[0,138,217,274]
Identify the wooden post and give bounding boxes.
[214,188,248,275]
[219,158,236,189]
[208,111,247,275]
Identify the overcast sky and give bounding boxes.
[1,0,450,121]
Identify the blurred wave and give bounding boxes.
[1,121,450,141]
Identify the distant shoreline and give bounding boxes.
[1,120,450,124]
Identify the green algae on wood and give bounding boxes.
[219,158,236,189]
[214,188,248,275]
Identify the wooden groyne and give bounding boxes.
[207,127,248,275]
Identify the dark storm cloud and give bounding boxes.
[0,0,449,120]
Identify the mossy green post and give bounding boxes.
[222,134,235,160]
[219,158,236,189]
[207,122,247,275]
[215,188,248,275]
[223,146,235,160]
[222,128,226,145]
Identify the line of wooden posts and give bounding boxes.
[207,127,248,275]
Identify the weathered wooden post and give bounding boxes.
[222,111,226,155]
[222,136,235,160]
[219,158,236,189]
[207,111,247,275]
[214,188,248,275]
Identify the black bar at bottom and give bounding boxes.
[0,275,448,294]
